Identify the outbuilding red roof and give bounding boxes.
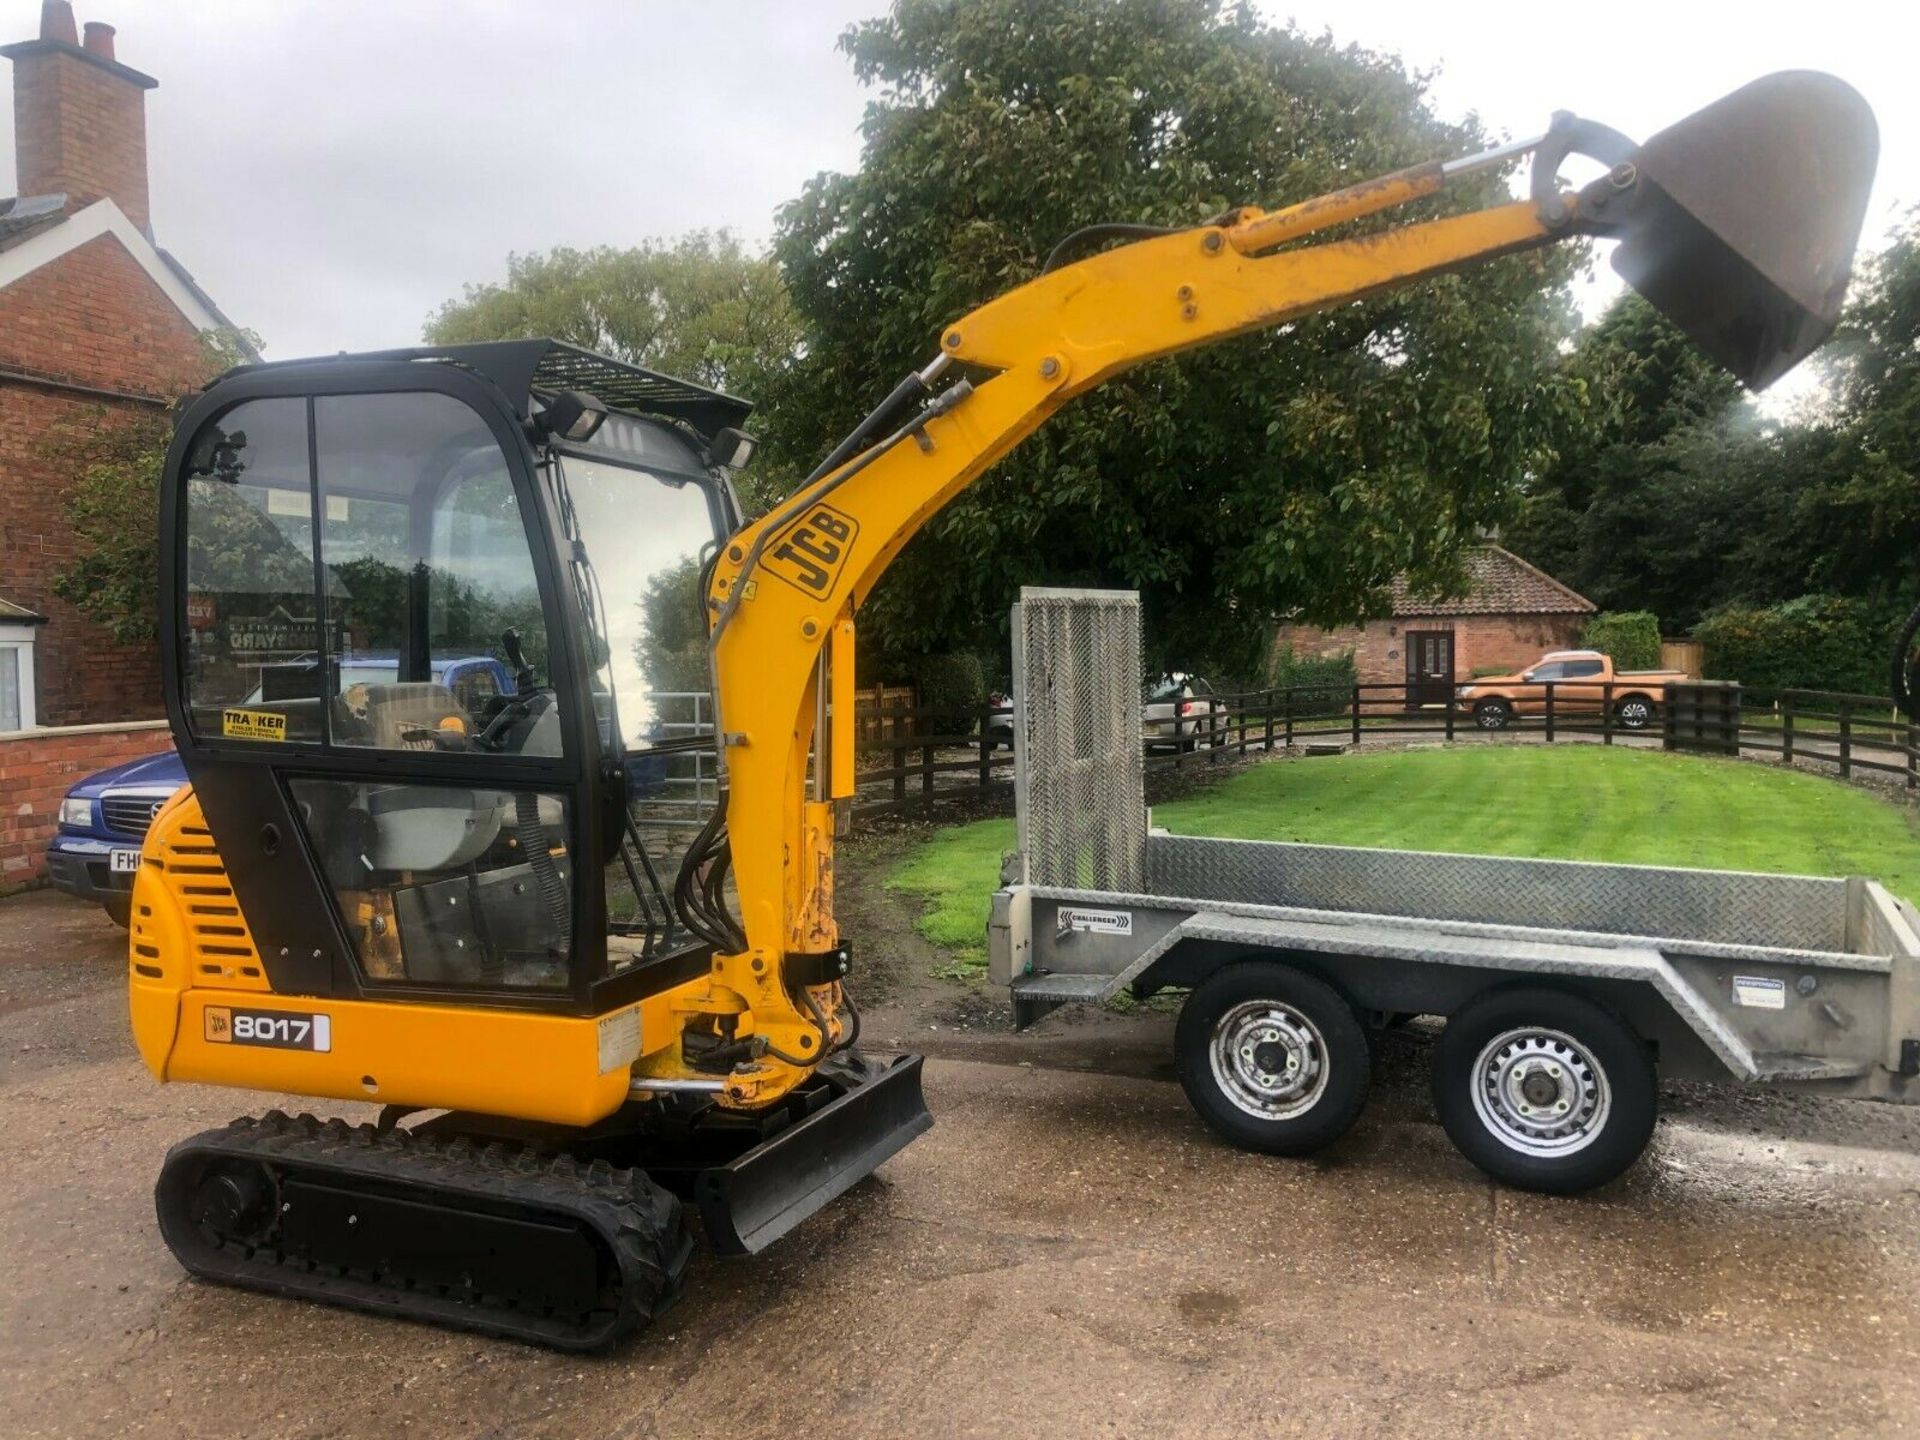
[1391,545,1595,617]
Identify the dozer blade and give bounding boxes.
[1610,70,1878,390]
[696,1050,931,1256]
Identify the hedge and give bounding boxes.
[1268,645,1356,717]
[1581,611,1662,671]
[910,651,988,735]
[1695,595,1894,696]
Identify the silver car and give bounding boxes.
[1142,673,1221,751]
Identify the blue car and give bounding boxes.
[45,747,186,926]
[46,655,516,926]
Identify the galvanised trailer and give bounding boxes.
[988,590,1920,1191]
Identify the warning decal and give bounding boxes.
[221,707,288,742]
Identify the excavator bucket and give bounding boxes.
[1610,70,1878,390]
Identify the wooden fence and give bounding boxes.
[851,684,917,743]
[1660,639,1704,677]
[846,681,1920,817]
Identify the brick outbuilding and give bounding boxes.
[2,2,236,729]
[1270,545,1596,704]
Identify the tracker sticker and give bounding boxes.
[221,707,288,742]
[763,503,859,599]
[1732,975,1787,1010]
[205,1006,332,1051]
[1059,906,1134,936]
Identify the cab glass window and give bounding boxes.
[314,393,563,757]
[289,777,573,989]
[181,398,323,743]
[1563,658,1605,678]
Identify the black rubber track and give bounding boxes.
[155,1111,692,1352]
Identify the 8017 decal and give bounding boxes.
[764,503,859,599]
[205,1006,332,1052]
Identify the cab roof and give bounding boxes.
[213,338,753,442]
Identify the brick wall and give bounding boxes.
[0,231,206,391]
[9,32,152,231]
[0,718,170,894]
[1272,613,1590,687]
[0,235,209,726]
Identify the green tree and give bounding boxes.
[426,230,801,472]
[634,556,710,693]
[764,0,1584,679]
[1504,293,1745,602]
[50,330,257,642]
[1508,212,1920,645]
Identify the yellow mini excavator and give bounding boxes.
[132,72,1875,1347]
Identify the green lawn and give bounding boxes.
[886,746,1920,974]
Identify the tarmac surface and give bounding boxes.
[8,886,1920,1438]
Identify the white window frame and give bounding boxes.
[0,622,40,732]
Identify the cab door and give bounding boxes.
[162,365,609,1012]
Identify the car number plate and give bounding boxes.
[109,848,141,873]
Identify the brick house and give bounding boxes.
[2,3,240,892]
[1269,544,1596,703]
[2,1,235,730]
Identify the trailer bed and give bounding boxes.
[992,588,1920,1190]
[993,831,1920,1097]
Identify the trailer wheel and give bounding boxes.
[1472,698,1512,730]
[1175,964,1371,1155]
[1432,987,1656,1193]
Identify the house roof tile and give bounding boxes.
[1390,544,1595,617]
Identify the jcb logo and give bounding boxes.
[764,504,858,599]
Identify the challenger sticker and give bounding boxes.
[764,503,859,599]
[1059,906,1133,936]
[1732,975,1787,1010]
[221,707,288,742]
[205,1006,332,1051]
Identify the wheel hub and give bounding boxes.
[1471,1027,1611,1157]
[1210,1001,1328,1120]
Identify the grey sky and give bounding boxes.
[4,1,1914,384]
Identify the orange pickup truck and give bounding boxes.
[1455,649,1688,731]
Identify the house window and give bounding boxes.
[0,625,38,731]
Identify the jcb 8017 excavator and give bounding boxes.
[132,72,1875,1347]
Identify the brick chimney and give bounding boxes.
[3,2,158,233]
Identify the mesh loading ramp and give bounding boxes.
[1012,588,1147,892]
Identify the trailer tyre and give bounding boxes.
[1175,963,1371,1156]
[1433,987,1656,1194]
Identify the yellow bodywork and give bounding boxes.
[138,177,1567,1125]
[130,792,697,1126]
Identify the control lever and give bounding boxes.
[501,626,539,694]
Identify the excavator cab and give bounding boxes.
[158,340,742,1011]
